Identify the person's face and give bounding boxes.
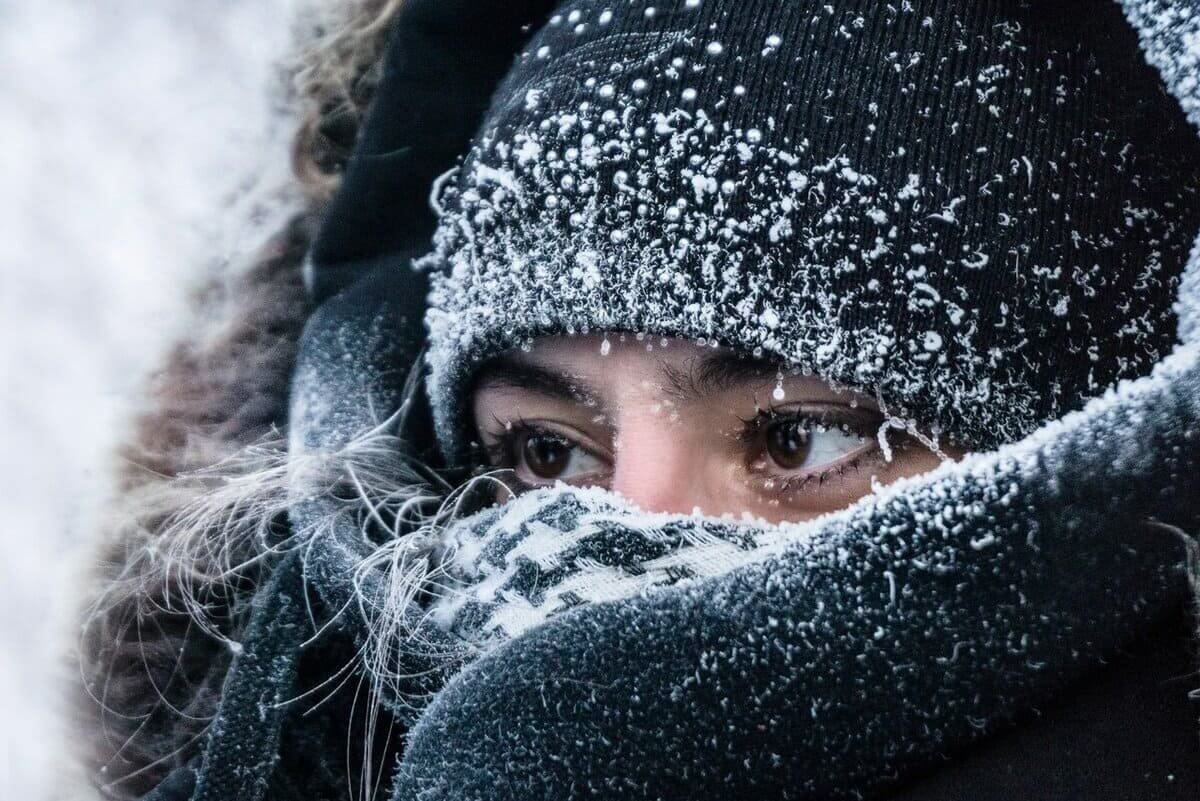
[471,335,956,524]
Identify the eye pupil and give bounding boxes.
[766,419,811,470]
[522,433,571,479]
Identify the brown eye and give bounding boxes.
[521,432,572,479]
[765,418,812,470]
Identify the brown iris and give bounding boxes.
[521,432,572,479]
[765,419,811,470]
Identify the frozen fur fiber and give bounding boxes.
[77,217,315,799]
[74,0,412,795]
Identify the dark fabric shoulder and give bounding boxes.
[888,606,1200,800]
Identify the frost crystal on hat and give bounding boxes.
[422,0,1200,454]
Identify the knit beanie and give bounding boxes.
[419,0,1200,455]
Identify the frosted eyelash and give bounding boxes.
[737,404,890,491]
[735,403,882,445]
[768,454,870,493]
[475,415,542,469]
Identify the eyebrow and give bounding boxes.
[473,354,600,405]
[659,352,781,403]
[472,349,781,408]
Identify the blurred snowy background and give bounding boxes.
[1,1,299,796]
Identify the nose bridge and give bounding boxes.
[608,405,700,516]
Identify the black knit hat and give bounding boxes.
[419,0,1200,454]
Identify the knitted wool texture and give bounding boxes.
[421,0,1200,453]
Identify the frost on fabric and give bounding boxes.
[428,485,773,644]
[394,335,1200,800]
[1119,0,1200,342]
[420,0,1199,453]
[1122,0,1200,128]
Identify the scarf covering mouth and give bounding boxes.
[170,2,1200,801]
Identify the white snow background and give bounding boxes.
[1,1,298,796]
